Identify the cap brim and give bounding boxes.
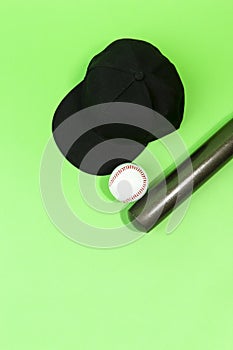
[52,80,85,131]
[52,81,108,172]
[52,80,146,176]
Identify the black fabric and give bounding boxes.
[52,38,185,175]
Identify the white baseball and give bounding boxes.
[108,163,148,203]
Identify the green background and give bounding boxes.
[1,0,233,349]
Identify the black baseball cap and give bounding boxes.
[52,38,185,175]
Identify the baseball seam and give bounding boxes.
[109,164,147,202]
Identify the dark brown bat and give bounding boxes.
[128,118,233,232]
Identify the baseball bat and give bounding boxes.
[128,118,233,232]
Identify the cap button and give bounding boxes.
[134,71,144,81]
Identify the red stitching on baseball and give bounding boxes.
[109,164,146,187]
[109,164,148,202]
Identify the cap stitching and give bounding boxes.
[112,78,135,102]
[87,65,131,75]
[128,41,140,71]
